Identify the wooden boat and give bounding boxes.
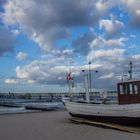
[63,80,140,125]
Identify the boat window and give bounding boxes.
[119,85,124,94]
[134,84,138,94]
[129,84,133,94]
[124,84,128,94]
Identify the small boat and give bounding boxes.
[63,80,140,125]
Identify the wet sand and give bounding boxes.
[0,110,140,140]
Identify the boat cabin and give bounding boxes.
[117,80,140,104]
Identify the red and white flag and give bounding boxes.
[67,73,74,80]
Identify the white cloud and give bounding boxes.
[16,66,29,79]
[27,79,35,84]
[15,58,69,84]
[13,51,140,90]
[5,79,18,84]
[99,15,124,36]
[95,0,117,12]
[16,52,28,61]
[88,48,125,60]
[130,34,136,38]
[15,57,103,86]
[105,37,127,46]
[11,29,20,36]
[90,36,127,48]
[132,54,140,60]
[99,73,114,79]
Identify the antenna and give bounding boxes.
[128,61,132,80]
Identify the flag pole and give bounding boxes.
[66,72,71,94]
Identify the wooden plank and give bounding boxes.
[69,117,140,135]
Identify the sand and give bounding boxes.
[0,110,140,140]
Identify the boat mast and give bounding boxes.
[82,70,90,103]
[66,72,71,94]
[89,61,91,94]
[66,71,74,95]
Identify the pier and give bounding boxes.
[0,91,117,100]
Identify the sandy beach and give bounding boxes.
[0,110,140,140]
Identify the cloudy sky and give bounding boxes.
[0,0,140,93]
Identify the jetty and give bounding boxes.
[0,91,117,100]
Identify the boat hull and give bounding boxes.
[64,100,140,125]
[69,112,140,125]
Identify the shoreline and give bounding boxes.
[0,110,140,140]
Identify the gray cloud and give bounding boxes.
[0,28,16,56]
[72,31,95,56]
[120,0,140,27]
[2,0,115,53]
[2,0,140,91]
[0,0,7,5]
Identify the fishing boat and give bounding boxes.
[63,79,140,125]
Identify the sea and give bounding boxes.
[0,94,117,114]
[0,98,64,114]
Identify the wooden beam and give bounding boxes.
[69,117,140,135]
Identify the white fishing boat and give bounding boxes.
[63,79,140,125]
